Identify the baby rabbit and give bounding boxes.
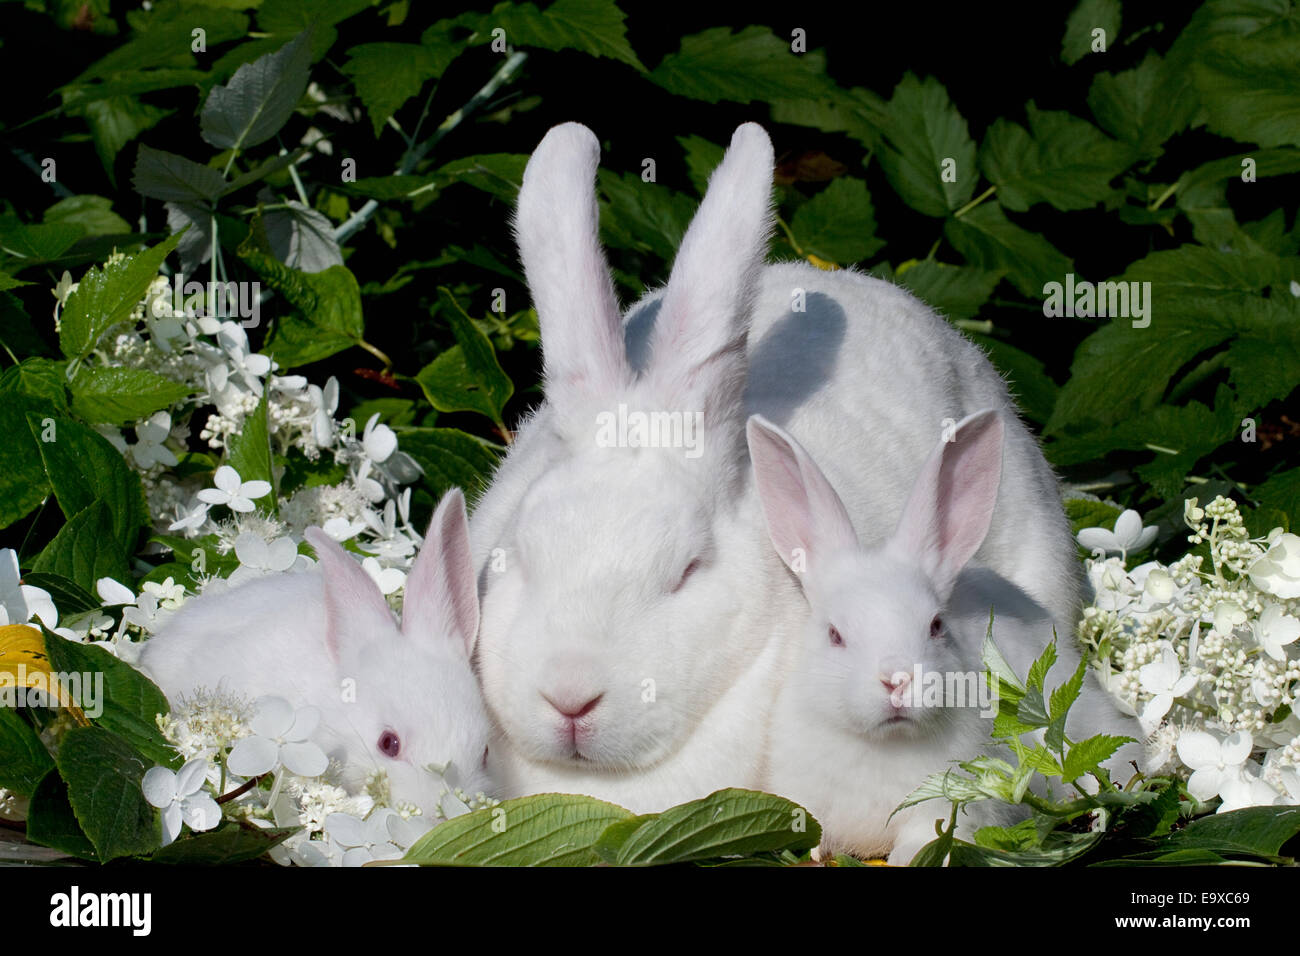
[137,488,494,818]
[747,411,1142,865]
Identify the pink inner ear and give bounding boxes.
[304,527,397,664]
[892,411,1004,594]
[401,489,480,657]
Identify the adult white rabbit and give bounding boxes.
[137,489,494,818]
[470,121,1083,813]
[747,411,1143,864]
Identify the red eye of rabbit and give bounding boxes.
[929,615,943,640]
[828,624,845,647]
[378,730,401,758]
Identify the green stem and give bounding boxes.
[952,185,996,219]
[1148,180,1179,212]
[358,337,394,372]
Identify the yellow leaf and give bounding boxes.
[0,624,90,725]
[806,254,840,271]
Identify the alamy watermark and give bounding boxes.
[594,403,704,459]
[148,272,261,328]
[889,665,998,719]
[0,666,104,719]
[1042,273,1151,328]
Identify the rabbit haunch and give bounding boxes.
[468,121,1082,814]
[748,412,1142,863]
[137,489,495,817]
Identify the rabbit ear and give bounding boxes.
[888,410,1005,598]
[647,124,774,414]
[304,527,396,665]
[514,122,630,405]
[400,488,479,658]
[747,415,858,576]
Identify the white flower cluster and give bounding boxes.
[1078,496,1300,812]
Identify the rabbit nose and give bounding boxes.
[880,671,911,692]
[544,692,604,721]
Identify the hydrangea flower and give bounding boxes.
[0,549,58,629]
[1137,642,1197,734]
[143,757,221,845]
[1177,730,1253,806]
[1076,509,1158,558]
[198,465,273,513]
[228,532,299,585]
[226,696,328,778]
[1253,604,1300,662]
[1250,532,1300,599]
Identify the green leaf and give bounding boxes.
[677,134,725,195]
[597,170,696,263]
[201,30,313,152]
[980,104,1135,211]
[649,25,832,104]
[56,726,160,862]
[769,86,887,151]
[27,413,148,561]
[395,427,503,500]
[457,0,643,70]
[1153,805,1300,862]
[895,769,999,813]
[788,178,884,265]
[1190,30,1300,149]
[337,174,434,201]
[877,73,976,218]
[227,391,276,494]
[19,573,98,615]
[1255,468,1300,527]
[31,501,129,592]
[0,394,54,529]
[1049,657,1086,723]
[149,822,298,864]
[402,793,634,866]
[1062,0,1121,65]
[1061,734,1130,782]
[1120,782,1183,839]
[26,770,98,861]
[58,231,183,360]
[1064,498,1123,537]
[131,145,228,203]
[434,154,529,202]
[607,790,820,865]
[72,2,247,82]
[342,42,455,136]
[73,96,172,181]
[415,289,514,428]
[263,201,343,273]
[43,629,177,769]
[1178,148,1300,195]
[69,366,191,425]
[897,260,1003,321]
[1087,52,1198,159]
[982,629,1027,696]
[949,830,1103,866]
[0,222,84,263]
[0,708,54,796]
[0,358,70,413]
[43,195,132,238]
[239,236,365,368]
[943,204,1072,297]
[150,533,243,588]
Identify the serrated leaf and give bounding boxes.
[597,170,696,263]
[0,222,84,262]
[0,358,70,413]
[650,25,831,104]
[455,0,643,70]
[1061,733,1130,782]
[434,154,529,201]
[59,231,183,360]
[1026,641,1057,693]
[395,427,502,500]
[897,260,1003,321]
[1191,32,1300,149]
[201,30,313,152]
[1087,52,1197,159]
[1049,657,1087,723]
[789,178,884,265]
[43,195,132,238]
[226,391,276,494]
[69,366,191,425]
[0,394,54,529]
[132,145,228,203]
[342,42,455,136]
[402,793,633,866]
[26,413,148,560]
[1064,498,1124,537]
[414,289,514,428]
[56,726,160,862]
[895,769,998,813]
[263,201,343,273]
[965,333,1059,426]
[74,96,172,181]
[770,86,887,150]
[1062,0,1121,65]
[943,203,1072,297]
[877,73,976,218]
[26,770,98,861]
[677,134,724,195]
[980,104,1136,211]
[610,789,820,865]
[31,501,129,593]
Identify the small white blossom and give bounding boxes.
[226,696,328,778]
[198,465,272,513]
[1077,509,1158,558]
[143,757,221,846]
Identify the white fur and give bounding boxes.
[137,489,494,815]
[470,121,1085,814]
[749,415,1143,863]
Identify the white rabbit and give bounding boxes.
[137,489,494,818]
[747,411,1143,864]
[469,120,1084,813]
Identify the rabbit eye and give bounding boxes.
[378,730,401,758]
[828,625,845,647]
[929,615,943,640]
[672,558,702,593]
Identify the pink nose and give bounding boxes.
[880,671,911,692]
[545,693,603,721]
